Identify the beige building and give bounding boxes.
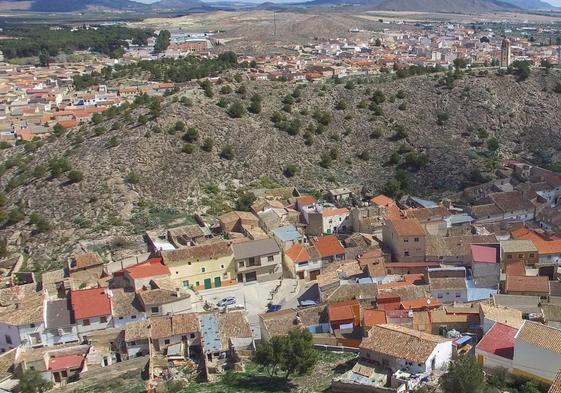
[382,218,426,262]
[161,241,236,291]
[501,240,539,269]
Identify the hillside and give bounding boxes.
[302,0,518,12]
[1,70,561,268]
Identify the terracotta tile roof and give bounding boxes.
[480,303,523,329]
[505,261,526,276]
[363,309,387,327]
[218,311,252,350]
[400,298,439,310]
[516,320,561,355]
[361,324,449,363]
[48,354,86,371]
[328,299,359,322]
[313,235,345,258]
[430,277,467,291]
[357,250,386,277]
[124,258,170,280]
[71,252,103,270]
[124,319,150,341]
[327,283,378,303]
[476,322,517,359]
[150,316,173,339]
[550,369,561,393]
[490,191,534,213]
[138,288,188,306]
[172,313,200,335]
[403,274,425,285]
[161,240,232,264]
[387,218,425,237]
[0,294,43,326]
[426,235,497,258]
[321,207,350,217]
[511,228,561,256]
[505,275,549,294]
[110,289,142,318]
[407,206,450,222]
[285,243,310,263]
[371,194,395,207]
[70,287,111,320]
[471,244,499,264]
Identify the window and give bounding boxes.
[164,339,170,345]
[190,333,195,339]
[507,254,512,259]
[119,317,123,320]
[267,255,274,262]
[130,341,136,346]
[183,280,190,287]
[151,307,159,313]
[239,261,245,267]
[437,294,443,299]
[222,272,228,278]
[30,323,35,328]
[5,335,11,345]
[182,336,187,340]
[455,292,461,298]
[414,237,419,242]
[201,267,206,273]
[220,264,224,269]
[196,281,200,287]
[100,316,107,323]
[131,315,137,319]
[529,253,535,258]
[404,251,410,257]
[404,239,409,243]
[518,254,523,258]
[82,319,90,326]
[188,262,192,265]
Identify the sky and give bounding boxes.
[132,0,561,6]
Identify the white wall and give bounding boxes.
[426,341,453,372]
[44,327,79,347]
[113,313,146,329]
[432,288,468,303]
[126,340,149,358]
[475,348,513,370]
[0,324,21,352]
[76,316,113,335]
[513,339,561,382]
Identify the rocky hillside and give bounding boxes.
[1,69,561,269]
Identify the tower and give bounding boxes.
[500,38,511,68]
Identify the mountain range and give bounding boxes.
[0,0,557,12]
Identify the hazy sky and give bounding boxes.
[133,0,561,6]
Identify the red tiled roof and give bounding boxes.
[296,195,316,208]
[371,194,395,206]
[400,298,439,310]
[313,235,345,258]
[403,274,425,285]
[512,228,561,256]
[322,207,349,217]
[385,261,441,268]
[125,258,170,280]
[476,322,517,359]
[48,354,86,371]
[387,218,425,237]
[505,261,526,276]
[471,244,498,264]
[377,281,412,290]
[505,275,549,294]
[363,309,387,327]
[70,288,111,320]
[285,243,310,263]
[328,299,359,322]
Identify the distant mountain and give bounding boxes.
[301,0,520,12]
[499,0,558,9]
[149,0,211,10]
[0,0,144,12]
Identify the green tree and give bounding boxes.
[182,143,195,154]
[235,192,256,211]
[29,212,50,233]
[154,30,171,53]
[18,368,53,393]
[7,208,25,226]
[487,137,499,151]
[253,329,317,381]
[201,138,214,152]
[38,49,50,67]
[440,355,485,393]
[91,113,103,125]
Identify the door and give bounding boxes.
[204,278,212,289]
[214,277,221,288]
[309,270,321,281]
[245,271,257,282]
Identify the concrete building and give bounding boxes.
[382,218,426,262]
[233,238,282,283]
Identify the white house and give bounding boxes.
[70,288,113,336]
[44,298,79,347]
[512,321,561,383]
[0,295,46,352]
[123,319,150,358]
[109,288,146,329]
[150,313,201,357]
[359,324,453,375]
[475,322,517,370]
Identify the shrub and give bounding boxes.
[227,101,246,118]
[125,171,140,184]
[7,208,24,225]
[345,80,355,90]
[371,89,386,104]
[335,100,347,110]
[29,212,50,233]
[370,128,383,139]
[201,138,214,152]
[180,96,193,106]
[48,158,71,178]
[487,137,499,151]
[394,125,408,140]
[396,90,406,99]
[107,136,119,148]
[220,85,232,94]
[437,112,449,125]
[284,164,300,177]
[67,170,84,183]
[358,150,370,160]
[183,127,199,143]
[182,143,195,154]
[220,145,234,160]
[138,114,148,125]
[174,121,186,132]
[319,151,332,168]
[398,103,407,111]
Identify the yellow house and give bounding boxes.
[161,240,236,291]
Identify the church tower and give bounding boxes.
[500,38,511,68]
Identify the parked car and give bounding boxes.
[217,297,236,308]
[267,304,282,313]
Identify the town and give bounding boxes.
[0,10,560,393]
